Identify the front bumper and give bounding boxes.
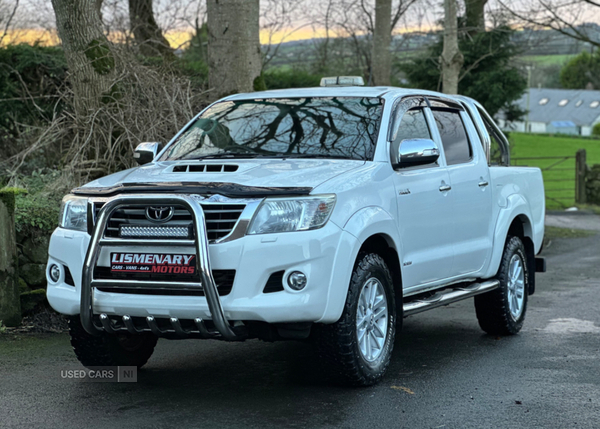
[47,195,353,332]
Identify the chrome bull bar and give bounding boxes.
[80,194,243,340]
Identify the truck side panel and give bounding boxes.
[483,166,545,279]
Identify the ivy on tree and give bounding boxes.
[401,26,527,121]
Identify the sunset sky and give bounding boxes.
[1,0,599,48]
[0,0,442,48]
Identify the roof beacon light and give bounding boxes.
[320,76,365,87]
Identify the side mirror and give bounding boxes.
[394,138,440,169]
[134,142,163,165]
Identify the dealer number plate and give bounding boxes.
[110,253,196,274]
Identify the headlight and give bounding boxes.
[247,195,336,235]
[59,195,88,231]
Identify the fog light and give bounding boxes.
[287,271,307,291]
[49,264,61,283]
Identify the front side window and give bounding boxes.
[432,109,472,166]
[390,108,431,165]
[160,97,383,161]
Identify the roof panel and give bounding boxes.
[224,86,463,102]
[515,88,600,126]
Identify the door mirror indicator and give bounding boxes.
[394,138,440,169]
[134,142,163,165]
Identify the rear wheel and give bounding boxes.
[68,316,158,368]
[316,253,396,386]
[475,236,529,335]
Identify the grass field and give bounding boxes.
[520,54,576,66]
[509,133,600,209]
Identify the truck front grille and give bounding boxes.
[94,268,235,296]
[93,202,246,242]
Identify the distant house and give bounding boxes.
[499,88,600,136]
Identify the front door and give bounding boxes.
[391,107,455,288]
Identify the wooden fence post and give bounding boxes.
[575,149,587,204]
[0,189,21,326]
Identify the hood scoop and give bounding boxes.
[172,164,239,173]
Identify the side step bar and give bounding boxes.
[403,279,499,317]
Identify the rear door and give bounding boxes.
[430,108,493,276]
[390,105,454,288]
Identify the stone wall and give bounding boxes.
[18,234,50,314]
[586,164,600,205]
[0,189,21,326]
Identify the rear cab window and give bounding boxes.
[432,109,472,166]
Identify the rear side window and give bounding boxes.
[390,109,431,164]
[432,109,472,165]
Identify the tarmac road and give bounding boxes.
[1,221,600,428]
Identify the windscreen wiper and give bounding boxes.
[195,152,264,159]
[270,153,357,160]
[195,152,358,161]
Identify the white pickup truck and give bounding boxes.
[46,80,546,385]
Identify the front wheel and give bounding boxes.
[475,236,529,335]
[316,253,396,386]
[68,316,158,368]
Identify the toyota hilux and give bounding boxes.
[46,79,546,385]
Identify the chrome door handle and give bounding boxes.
[439,185,451,192]
[478,181,489,187]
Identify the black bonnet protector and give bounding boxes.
[72,181,313,198]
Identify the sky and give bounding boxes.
[0,0,442,47]
[1,0,600,48]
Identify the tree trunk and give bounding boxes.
[0,190,21,327]
[128,0,173,57]
[207,0,262,99]
[464,0,487,36]
[372,0,392,86]
[96,0,104,20]
[441,0,463,94]
[51,0,117,113]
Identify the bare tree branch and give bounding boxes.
[0,0,19,46]
[497,0,600,48]
[391,0,418,29]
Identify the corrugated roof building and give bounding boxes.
[499,88,600,136]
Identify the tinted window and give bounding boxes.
[432,110,472,165]
[160,97,383,161]
[391,108,431,164]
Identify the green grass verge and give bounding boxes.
[544,226,597,240]
[509,133,600,209]
[576,204,600,215]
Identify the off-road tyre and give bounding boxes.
[316,253,396,386]
[474,236,529,336]
[68,316,158,368]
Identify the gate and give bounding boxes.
[510,149,587,210]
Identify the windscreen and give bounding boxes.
[159,97,383,161]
